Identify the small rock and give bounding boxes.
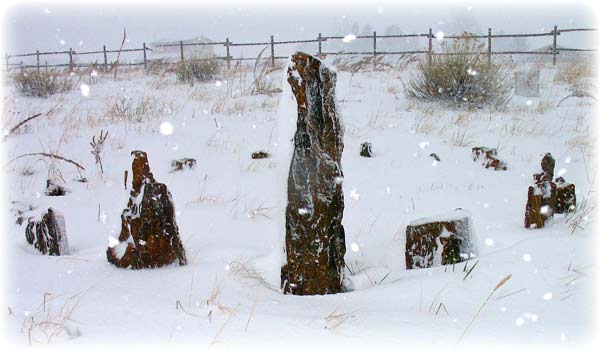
[251,151,271,159]
[472,146,507,171]
[405,209,477,269]
[25,208,69,256]
[45,179,69,196]
[430,153,441,162]
[360,142,373,157]
[170,158,197,172]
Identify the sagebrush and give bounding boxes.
[176,55,221,84]
[403,35,511,109]
[12,70,73,98]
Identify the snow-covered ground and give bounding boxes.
[1,57,597,348]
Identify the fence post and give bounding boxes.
[225,38,230,69]
[36,50,40,74]
[428,28,433,65]
[487,28,492,64]
[103,45,108,72]
[373,31,377,70]
[270,35,275,67]
[68,48,73,72]
[179,40,184,62]
[318,33,322,59]
[142,42,147,70]
[553,25,558,66]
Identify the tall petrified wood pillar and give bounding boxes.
[281,52,346,295]
[107,150,187,269]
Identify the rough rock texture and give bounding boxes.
[251,151,271,159]
[107,150,187,269]
[555,177,577,214]
[25,208,69,256]
[170,158,196,172]
[525,186,545,229]
[472,146,507,171]
[360,142,373,157]
[534,153,555,184]
[45,179,69,196]
[281,52,346,296]
[405,209,476,269]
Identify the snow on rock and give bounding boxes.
[280,52,346,295]
[106,150,187,269]
[471,146,507,171]
[360,141,373,157]
[405,208,476,269]
[24,207,69,256]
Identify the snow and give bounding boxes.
[1,57,596,348]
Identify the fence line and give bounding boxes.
[3,26,597,72]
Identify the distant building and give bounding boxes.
[150,36,215,60]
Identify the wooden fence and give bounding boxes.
[3,26,597,73]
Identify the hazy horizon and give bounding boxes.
[1,2,597,65]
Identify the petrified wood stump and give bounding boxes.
[170,158,196,172]
[107,150,187,269]
[360,142,373,157]
[533,153,555,184]
[472,146,507,171]
[525,186,545,229]
[555,177,576,214]
[281,52,346,295]
[405,209,476,269]
[25,208,69,256]
[251,151,271,159]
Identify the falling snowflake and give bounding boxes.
[557,168,567,176]
[543,292,553,300]
[350,188,360,200]
[59,39,65,45]
[419,141,429,149]
[435,31,445,40]
[160,121,174,135]
[515,317,525,326]
[215,80,222,87]
[485,238,494,246]
[522,253,532,262]
[565,157,571,164]
[80,84,90,97]
[350,243,360,252]
[342,34,356,43]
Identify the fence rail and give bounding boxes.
[3,26,596,72]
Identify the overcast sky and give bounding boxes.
[1,0,597,64]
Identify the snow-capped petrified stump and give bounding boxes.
[107,150,187,269]
[25,208,69,256]
[555,177,576,214]
[281,52,346,296]
[170,158,196,172]
[534,153,555,184]
[360,142,373,157]
[405,209,476,269]
[472,146,507,171]
[525,181,557,229]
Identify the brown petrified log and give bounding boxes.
[107,150,187,269]
[281,52,346,295]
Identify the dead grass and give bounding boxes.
[554,59,597,85]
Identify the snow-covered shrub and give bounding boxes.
[176,55,221,83]
[404,35,511,109]
[12,70,73,98]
